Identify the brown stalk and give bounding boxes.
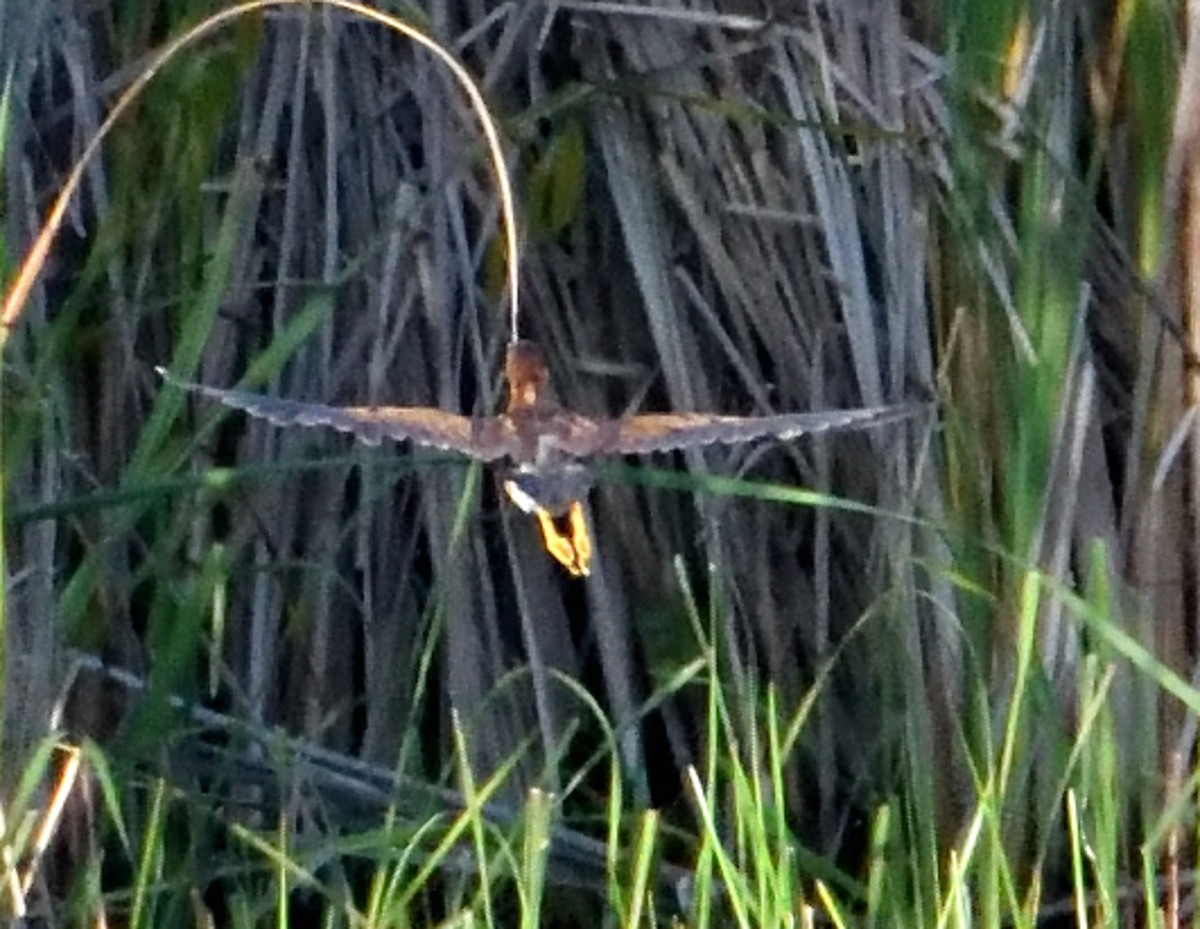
[0,0,520,349]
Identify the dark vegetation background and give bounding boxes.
[1,0,1193,924]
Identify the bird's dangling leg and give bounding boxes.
[566,500,592,575]
[534,505,591,577]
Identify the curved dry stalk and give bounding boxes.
[0,0,520,348]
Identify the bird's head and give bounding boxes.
[505,340,550,411]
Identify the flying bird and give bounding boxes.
[159,342,911,577]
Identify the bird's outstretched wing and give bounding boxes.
[158,369,514,460]
[610,406,915,454]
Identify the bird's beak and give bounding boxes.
[534,502,592,577]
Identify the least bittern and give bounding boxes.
[160,342,910,576]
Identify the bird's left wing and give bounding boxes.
[610,406,916,454]
[158,369,515,461]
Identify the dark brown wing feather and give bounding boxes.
[158,368,514,460]
[537,412,619,459]
[611,407,914,454]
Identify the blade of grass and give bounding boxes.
[626,810,659,929]
[519,788,551,929]
[128,777,167,929]
[454,709,496,929]
[0,66,13,766]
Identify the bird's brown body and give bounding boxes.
[160,341,910,576]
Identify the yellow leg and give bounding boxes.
[534,506,591,577]
[567,501,592,576]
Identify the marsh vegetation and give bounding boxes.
[0,1,1193,925]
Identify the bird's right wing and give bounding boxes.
[158,369,515,461]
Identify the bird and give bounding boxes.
[158,341,913,577]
